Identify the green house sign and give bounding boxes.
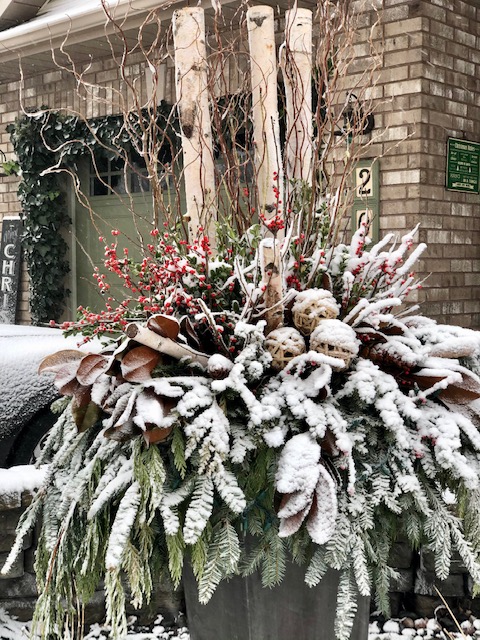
[446,137,480,194]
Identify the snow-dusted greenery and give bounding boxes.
[4,227,480,640]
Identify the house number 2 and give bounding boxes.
[355,166,373,198]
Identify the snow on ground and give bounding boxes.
[0,611,190,640]
[1,608,479,640]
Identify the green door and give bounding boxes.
[75,157,157,311]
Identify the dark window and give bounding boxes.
[89,154,150,197]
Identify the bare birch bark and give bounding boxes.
[125,323,210,367]
[260,239,284,333]
[247,6,284,232]
[173,7,216,244]
[282,7,313,185]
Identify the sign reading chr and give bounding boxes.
[0,217,22,324]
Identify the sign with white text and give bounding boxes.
[446,138,480,194]
[0,217,22,324]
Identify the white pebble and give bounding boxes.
[402,630,417,637]
[383,620,401,634]
[417,630,426,637]
[426,619,441,632]
[474,619,480,630]
[369,622,381,634]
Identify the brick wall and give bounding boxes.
[0,489,37,621]
[360,0,480,328]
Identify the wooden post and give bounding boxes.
[173,7,216,244]
[247,6,284,233]
[260,238,283,333]
[282,7,313,185]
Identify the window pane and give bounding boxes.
[91,177,109,196]
[94,157,109,173]
[111,173,128,194]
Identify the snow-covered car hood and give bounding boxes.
[0,325,88,439]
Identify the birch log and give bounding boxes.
[282,8,313,185]
[247,6,284,233]
[125,323,210,368]
[260,239,283,333]
[173,8,216,244]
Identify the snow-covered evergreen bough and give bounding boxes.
[4,225,480,640]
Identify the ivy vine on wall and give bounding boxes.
[7,110,71,324]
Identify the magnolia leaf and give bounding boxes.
[71,383,92,408]
[180,316,202,349]
[38,349,85,375]
[134,389,171,430]
[112,337,133,359]
[442,400,480,426]
[143,426,174,445]
[53,361,83,395]
[120,346,160,382]
[147,314,180,340]
[278,503,311,538]
[76,354,112,386]
[71,395,100,433]
[378,322,405,336]
[306,465,338,545]
[277,490,313,520]
[429,338,477,359]
[413,367,480,405]
[439,371,480,404]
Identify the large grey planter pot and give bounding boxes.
[183,561,370,640]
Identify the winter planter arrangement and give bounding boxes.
[4,5,480,640]
[4,223,480,640]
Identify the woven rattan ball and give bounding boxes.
[310,319,359,370]
[292,289,340,335]
[265,327,306,371]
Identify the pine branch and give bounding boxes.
[166,529,185,588]
[198,521,240,603]
[183,476,215,544]
[105,481,141,570]
[305,547,328,587]
[334,570,358,640]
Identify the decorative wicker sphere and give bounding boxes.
[292,289,340,335]
[265,327,306,371]
[310,319,360,370]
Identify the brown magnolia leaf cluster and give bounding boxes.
[39,314,187,443]
[358,323,480,407]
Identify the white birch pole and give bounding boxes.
[173,7,216,245]
[260,238,283,333]
[125,323,210,367]
[282,7,313,185]
[247,6,284,231]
